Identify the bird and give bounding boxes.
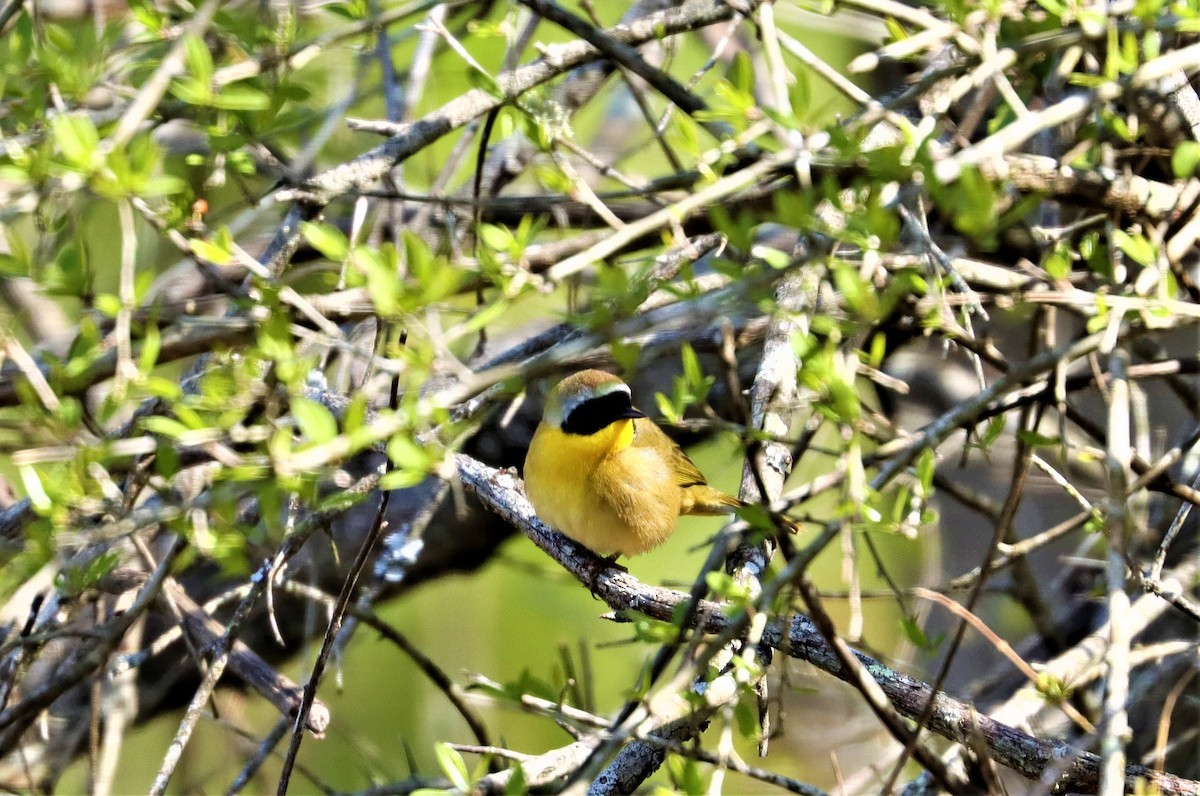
[522,369,744,557]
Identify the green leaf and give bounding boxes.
[52,114,99,171]
[170,79,212,107]
[478,223,514,252]
[213,84,271,111]
[460,299,509,337]
[654,392,681,424]
[1033,0,1066,18]
[359,248,401,317]
[434,742,471,790]
[1043,244,1071,279]
[1035,672,1073,703]
[343,394,368,434]
[466,68,503,99]
[56,548,121,596]
[1016,430,1060,448]
[291,397,339,444]
[156,438,181,479]
[142,174,186,197]
[94,294,121,318]
[141,416,193,439]
[883,17,909,42]
[704,571,753,605]
[832,262,880,320]
[324,0,368,19]
[0,232,30,276]
[139,322,162,373]
[56,396,83,430]
[18,466,51,513]
[1112,229,1157,267]
[727,51,754,96]
[387,434,432,472]
[502,764,527,795]
[127,0,164,32]
[735,501,776,535]
[189,237,234,266]
[900,615,943,651]
[1172,141,1200,179]
[182,34,214,85]
[980,415,1006,447]
[300,221,349,262]
[46,240,90,297]
[756,245,791,269]
[665,753,706,794]
[173,405,207,431]
[402,231,434,276]
[681,343,703,387]
[915,449,936,493]
[609,340,640,374]
[633,617,680,644]
[733,698,758,737]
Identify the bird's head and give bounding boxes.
[543,370,646,436]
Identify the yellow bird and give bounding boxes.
[523,369,743,557]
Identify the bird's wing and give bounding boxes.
[632,417,708,488]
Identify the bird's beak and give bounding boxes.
[622,407,647,420]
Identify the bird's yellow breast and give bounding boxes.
[523,418,680,556]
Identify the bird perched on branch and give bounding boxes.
[522,369,747,557]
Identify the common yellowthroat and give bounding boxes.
[523,369,743,557]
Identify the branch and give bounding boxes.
[100,568,331,736]
[0,538,185,756]
[273,0,758,207]
[454,454,1200,795]
[516,0,707,116]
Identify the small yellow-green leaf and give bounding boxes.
[1172,141,1200,178]
[18,466,51,513]
[704,571,752,604]
[141,416,193,439]
[189,237,233,266]
[387,435,431,471]
[915,449,936,492]
[213,84,271,111]
[980,415,1006,447]
[367,261,402,317]
[139,323,161,373]
[433,742,470,790]
[1044,246,1071,279]
[182,34,214,83]
[292,397,339,444]
[52,114,99,170]
[502,764,527,796]
[142,377,183,401]
[379,468,428,490]
[300,222,349,262]
[654,393,680,424]
[94,293,122,318]
[900,615,943,651]
[1017,430,1059,448]
[478,223,514,252]
[460,299,508,336]
[1113,230,1157,267]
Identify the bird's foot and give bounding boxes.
[585,554,626,600]
[601,553,627,573]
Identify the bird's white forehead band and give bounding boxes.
[560,381,630,422]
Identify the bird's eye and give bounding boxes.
[562,391,633,435]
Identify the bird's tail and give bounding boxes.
[686,486,743,515]
[686,487,798,533]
